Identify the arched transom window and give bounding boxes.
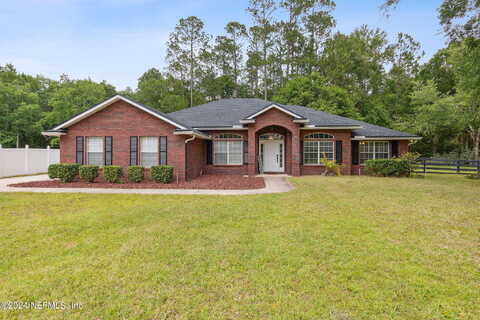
[303,132,334,164]
[259,133,283,141]
[214,133,244,165]
[304,133,334,140]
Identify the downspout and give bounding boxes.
[184,135,196,182]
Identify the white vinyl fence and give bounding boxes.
[0,145,60,178]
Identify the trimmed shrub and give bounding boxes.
[48,163,61,179]
[364,159,412,177]
[151,165,174,183]
[128,166,144,183]
[79,165,99,183]
[57,163,81,183]
[104,165,122,183]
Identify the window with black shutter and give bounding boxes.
[130,136,138,165]
[104,136,112,165]
[243,141,248,164]
[335,141,343,164]
[206,140,213,164]
[159,136,167,165]
[76,136,84,164]
[352,141,359,165]
[391,141,399,158]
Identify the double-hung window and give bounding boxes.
[303,133,334,164]
[140,136,159,168]
[87,137,104,166]
[359,141,389,164]
[213,134,243,165]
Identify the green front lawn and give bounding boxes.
[0,175,478,319]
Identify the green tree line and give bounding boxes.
[1,0,479,159]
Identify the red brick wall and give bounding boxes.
[399,140,409,155]
[300,129,353,176]
[59,100,188,181]
[185,137,205,180]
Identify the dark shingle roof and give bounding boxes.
[168,98,418,138]
[169,98,272,127]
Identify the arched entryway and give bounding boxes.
[256,125,292,174]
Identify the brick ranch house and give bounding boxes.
[42,95,421,182]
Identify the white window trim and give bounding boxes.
[303,140,335,166]
[303,133,335,166]
[359,141,390,165]
[86,136,104,166]
[213,140,244,166]
[140,136,159,168]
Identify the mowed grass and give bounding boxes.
[0,175,478,319]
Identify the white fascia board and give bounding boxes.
[245,104,304,120]
[174,131,212,140]
[239,119,256,124]
[53,95,187,130]
[42,131,66,137]
[300,126,363,130]
[194,127,249,130]
[293,119,310,123]
[352,136,422,140]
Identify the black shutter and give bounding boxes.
[352,141,359,165]
[206,140,213,164]
[130,136,138,165]
[243,140,248,164]
[335,140,343,164]
[76,136,84,164]
[391,141,399,158]
[105,136,112,165]
[300,140,304,164]
[159,136,167,165]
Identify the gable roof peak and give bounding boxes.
[51,94,189,131]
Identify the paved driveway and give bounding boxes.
[0,174,293,195]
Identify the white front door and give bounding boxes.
[261,140,284,173]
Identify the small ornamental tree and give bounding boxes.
[320,158,343,176]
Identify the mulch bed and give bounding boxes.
[8,174,265,190]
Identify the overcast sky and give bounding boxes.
[1,0,445,91]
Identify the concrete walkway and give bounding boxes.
[0,174,294,195]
